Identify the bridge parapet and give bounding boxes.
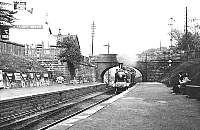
[135,60,183,81]
[91,54,118,63]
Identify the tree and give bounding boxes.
[176,32,200,51]
[58,36,82,79]
[171,29,200,51]
[0,2,17,40]
[171,29,182,46]
[0,2,16,26]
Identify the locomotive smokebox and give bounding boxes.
[119,63,123,69]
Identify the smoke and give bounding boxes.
[116,53,138,67]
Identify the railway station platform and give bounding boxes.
[49,82,200,130]
[0,82,103,101]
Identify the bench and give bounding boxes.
[185,85,200,99]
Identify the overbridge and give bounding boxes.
[91,54,183,82]
[91,54,120,82]
[136,60,182,81]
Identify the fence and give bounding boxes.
[0,40,25,56]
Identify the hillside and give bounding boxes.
[0,54,47,73]
[161,59,200,86]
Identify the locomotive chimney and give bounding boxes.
[119,63,123,69]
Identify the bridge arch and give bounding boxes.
[132,66,146,81]
[100,65,119,82]
[91,54,148,82]
[91,54,120,82]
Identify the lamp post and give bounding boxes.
[145,53,148,81]
[104,43,110,84]
[169,17,175,48]
[167,59,172,87]
[168,59,172,67]
[104,42,110,54]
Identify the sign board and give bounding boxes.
[7,73,13,81]
[0,80,3,87]
[7,73,13,77]
[0,70,3,87]
[13,25,43,29]
[44,73,48,78]
[14,73,21,80]
[1,27,9,40]
[0,70,3,80]
[22,74,27,79]
[36,74,41,80]
[14,1,26,10]
[30,73,34,79]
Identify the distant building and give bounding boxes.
[2,1,57,47]
[53,29,80,47]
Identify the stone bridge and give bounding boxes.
[91,54,121,82]
[136,60,182,81]
[91,54,183,82]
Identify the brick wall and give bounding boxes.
[25,46,96,84]
[76,64,96,83]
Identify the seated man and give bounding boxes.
[179,73,191,94]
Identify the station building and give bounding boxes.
[0,1,96,88]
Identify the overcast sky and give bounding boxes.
[5,0,200,63]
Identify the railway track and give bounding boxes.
[0,87,116,130]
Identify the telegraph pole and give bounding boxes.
[145,53,148,81]
[185,6,189,51]
[91,21,96,56]
[185,6,190,61]
[186,7,188,38]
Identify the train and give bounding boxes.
[114,67,136,92]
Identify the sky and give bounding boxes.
[5,0,200,64]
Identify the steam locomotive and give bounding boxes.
[114,66,136,92]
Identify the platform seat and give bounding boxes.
[186,85,200,99]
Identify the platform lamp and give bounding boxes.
[104,43,110,85]
[168,59,172,67]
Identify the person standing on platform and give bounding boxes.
[172,72,183,94]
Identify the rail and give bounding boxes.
[0,84,107,128]
[0,87,115,130]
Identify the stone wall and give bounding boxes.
[76,64,96,83]
[136,60,182,82]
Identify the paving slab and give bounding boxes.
[49,82,200,130]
